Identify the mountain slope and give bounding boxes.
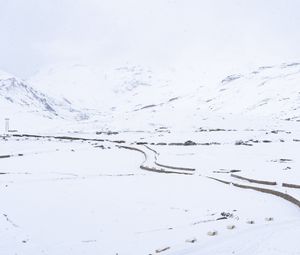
[4,62,300,132]
[91,62,300,130]
[202,63,300,120]
[29,64,198,111]
[0,70,91,132]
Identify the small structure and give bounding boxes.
[5,118,9,134]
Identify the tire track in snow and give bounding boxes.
[118,145,195,175]
[207,176,300,209]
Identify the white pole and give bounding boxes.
[5,118,9,134]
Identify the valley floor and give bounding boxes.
[0,128,300,255]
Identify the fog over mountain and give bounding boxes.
[1,0,300,79]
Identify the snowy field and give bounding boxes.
[1,128,299,255]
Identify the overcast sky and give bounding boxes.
[1,0,300,78]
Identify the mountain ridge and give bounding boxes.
[1,62,299,132]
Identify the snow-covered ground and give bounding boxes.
[0,128,299,255]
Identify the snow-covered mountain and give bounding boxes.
[29,64,199,110]
[126,62,300,130]
[2,62,300,132]
[0,70,91,132]
[37,62,298,131]
[202,63,300,119]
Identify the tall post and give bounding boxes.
[5,118,9,134]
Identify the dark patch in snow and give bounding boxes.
[141,104,157,110]
[168,97,179,102]
[221,74,242,84]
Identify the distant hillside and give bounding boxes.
[2,62,299,132]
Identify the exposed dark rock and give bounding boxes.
[235,140,252,146]
[262,140,272,143]
[136,142,148,145]
[184,140,197,146]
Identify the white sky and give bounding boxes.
[0,0,300,78]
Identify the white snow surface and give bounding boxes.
[0,132,300,255]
